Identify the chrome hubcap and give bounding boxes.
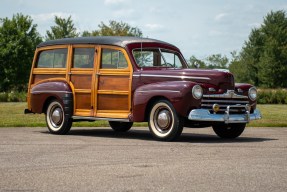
[51,107,63,127]
[157,110,171,129]
[154,108,172,133]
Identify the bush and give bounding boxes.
[257,89,287,104]
[0,92,9,102]
[0,92,26,102]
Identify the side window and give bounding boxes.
[101,49,128,69]
[133,49,161,67]
[72,48,95,68]
[37,49,67,68]
[161,51,182,68]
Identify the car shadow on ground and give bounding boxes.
[40,127,276,143]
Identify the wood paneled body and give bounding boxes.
[28,44,133,119]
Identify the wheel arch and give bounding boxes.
[144,96,170,121]
[29,79,74,115]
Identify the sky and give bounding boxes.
[0,0,286,60]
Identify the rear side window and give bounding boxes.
[72,48,95,68]
[101,49,128,69]
[36,49,67,68]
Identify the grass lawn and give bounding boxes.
[0,102,286,127]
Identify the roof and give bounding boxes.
[37,36,177,49]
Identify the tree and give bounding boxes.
[188,55,207,68]
[82,20,142,37]
[46,16,79,40]
[205,54,229,69]
[0,13,42,92]
[229,10,287,87]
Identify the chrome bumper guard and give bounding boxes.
[188,106,262,124]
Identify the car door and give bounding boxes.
[94,45,132,119]
[68,45,96,116]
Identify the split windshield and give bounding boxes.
[132,48,185,68]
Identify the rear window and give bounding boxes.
[36,49,67,68]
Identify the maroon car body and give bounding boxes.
[25,36,261,141]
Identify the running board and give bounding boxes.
[72,116,130,122]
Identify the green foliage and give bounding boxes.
[82,20,142,37]
[46,16,79,40]
[0,13,42,92]
[188,54,229,69]
[0,92,26,102]
[257,89,287,104]
[229,10,287,88]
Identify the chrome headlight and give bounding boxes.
[192,85,203,99]
[248,87,257,101]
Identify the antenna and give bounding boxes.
[141,40,143,68]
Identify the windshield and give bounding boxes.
[132,48,185,68]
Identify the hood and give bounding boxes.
[139,68,235,92]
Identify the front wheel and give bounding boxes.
[109,121,133,132]
[212,123,246,139]
[46,100,72,134]
[148,100,184,141]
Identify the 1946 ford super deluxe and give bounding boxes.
[25,36,261,141]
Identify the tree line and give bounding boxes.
[0,10,286,92]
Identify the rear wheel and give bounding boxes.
[109,121,133,132]
[46,100,72,134]
[148,100,184,141]
[212,123,246,139]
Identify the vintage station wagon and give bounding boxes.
[25,36,261,141]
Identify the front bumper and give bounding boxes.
[188,108,262,124]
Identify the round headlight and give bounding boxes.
[192,85,203,100]
[248,87,257,101]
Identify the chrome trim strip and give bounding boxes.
[137,90,180,93]
[202,100,249,104]
[203,90,248,99]
[72,116,130,122]
[188,109,261,124]
[31,91,72,94]
[140,74,210,81]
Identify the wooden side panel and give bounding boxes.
[98,75,129,91]
[97,94,129,110]
[33,74,65,84]
[71,75,92,89]
[75,93,91,109]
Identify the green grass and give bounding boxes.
[0,102,286,127]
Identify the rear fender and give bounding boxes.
[29,79,73,115]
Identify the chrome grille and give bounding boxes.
[201,91,249,114]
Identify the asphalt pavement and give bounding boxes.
[0,127,286,192]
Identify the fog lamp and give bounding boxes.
[212,104,220,113]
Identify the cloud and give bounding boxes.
[248,22,261,28]
[145,23,164,31]
[215,13,228,21]
[113,9,135,17]
[104,0,128,5]
[31,12,76,22]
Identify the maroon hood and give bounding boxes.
[139,68,235,92]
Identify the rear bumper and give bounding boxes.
[188,108,262,124]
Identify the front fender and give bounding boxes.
[132,81,201,121]
[30,79,73,114]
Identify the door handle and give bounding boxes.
[96,73,101,77]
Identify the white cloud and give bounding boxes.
[31,12,76,22]
[104,0,128,5]
[248,22,261,28]
[215,13,228,21]
[145,23,164,31]
[113,9,135,17]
